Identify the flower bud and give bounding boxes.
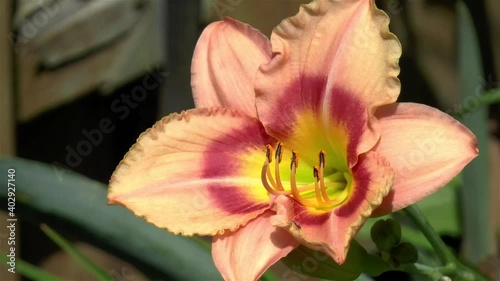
[370,219,402,252]
[391,242,418,264]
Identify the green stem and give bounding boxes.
[403,205,457,264]
[403,205,490,281]
[400,263,455,281]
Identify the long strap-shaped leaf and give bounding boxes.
[0,255,64,281]
[457,1,494,264]
[41,224,114,281]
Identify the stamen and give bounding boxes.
[261,144,344,208]
[264,145,278,188]
[290,151,315,207]
[274,143,285,191]
[261,160,279,195]
[313,166,325,205]
[318,152,335,204]
[318,151,343,205]
[266,169,277,188]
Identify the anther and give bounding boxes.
[290,151,299,170]
[313,166,319,179]
[319,150,326,168]
[275,142,283,163]
[274,143,285,191]
[265,144,273,163]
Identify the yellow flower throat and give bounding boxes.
[261,142,351,210]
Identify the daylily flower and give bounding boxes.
[108,0,477,280]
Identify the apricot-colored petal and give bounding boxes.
[372,103,478,215]
[108,108,276,236]
[212,210,299,281]
[272,152,394,263]
[256,0,400,111]
[191,18,272,117]
[256,0,399,167]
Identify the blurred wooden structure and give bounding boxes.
[2,1,165,280]
[0,0,15,156]
[0,0,18,280]
[14,0,165,121]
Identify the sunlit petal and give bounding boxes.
[372,103,478,215]
[213,211,299,281]
[256,0,399,166]
[191,18,272,117]
[108,108,276,236]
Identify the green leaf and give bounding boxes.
[354,274,376,281]
[457,1,494,263]
[0,255,64,281]
[282,240,390,280]
[414,177,461,236]
[358,178,461,256]
[0,157,221,280]
[41,224,114,281]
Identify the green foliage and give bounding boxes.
[41,224,114,281]
[358,178,462,259]
[457,0,494,263]
[390,242,419,266]
[282,240,390,281]
[0,255,65,281]
[370,219,402,252]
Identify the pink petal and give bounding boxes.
[257,0,401,109]
[255,0,400,166]
[212,210,299,281]
[272,152,394,264]
[191,18,272,117]
[108,108,276,236]
[372,103,478,215]
[257,76,379,169]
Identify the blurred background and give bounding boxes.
[0,0,499,280]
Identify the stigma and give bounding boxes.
[261,143,347,209]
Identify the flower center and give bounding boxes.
[261,142,350,210]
